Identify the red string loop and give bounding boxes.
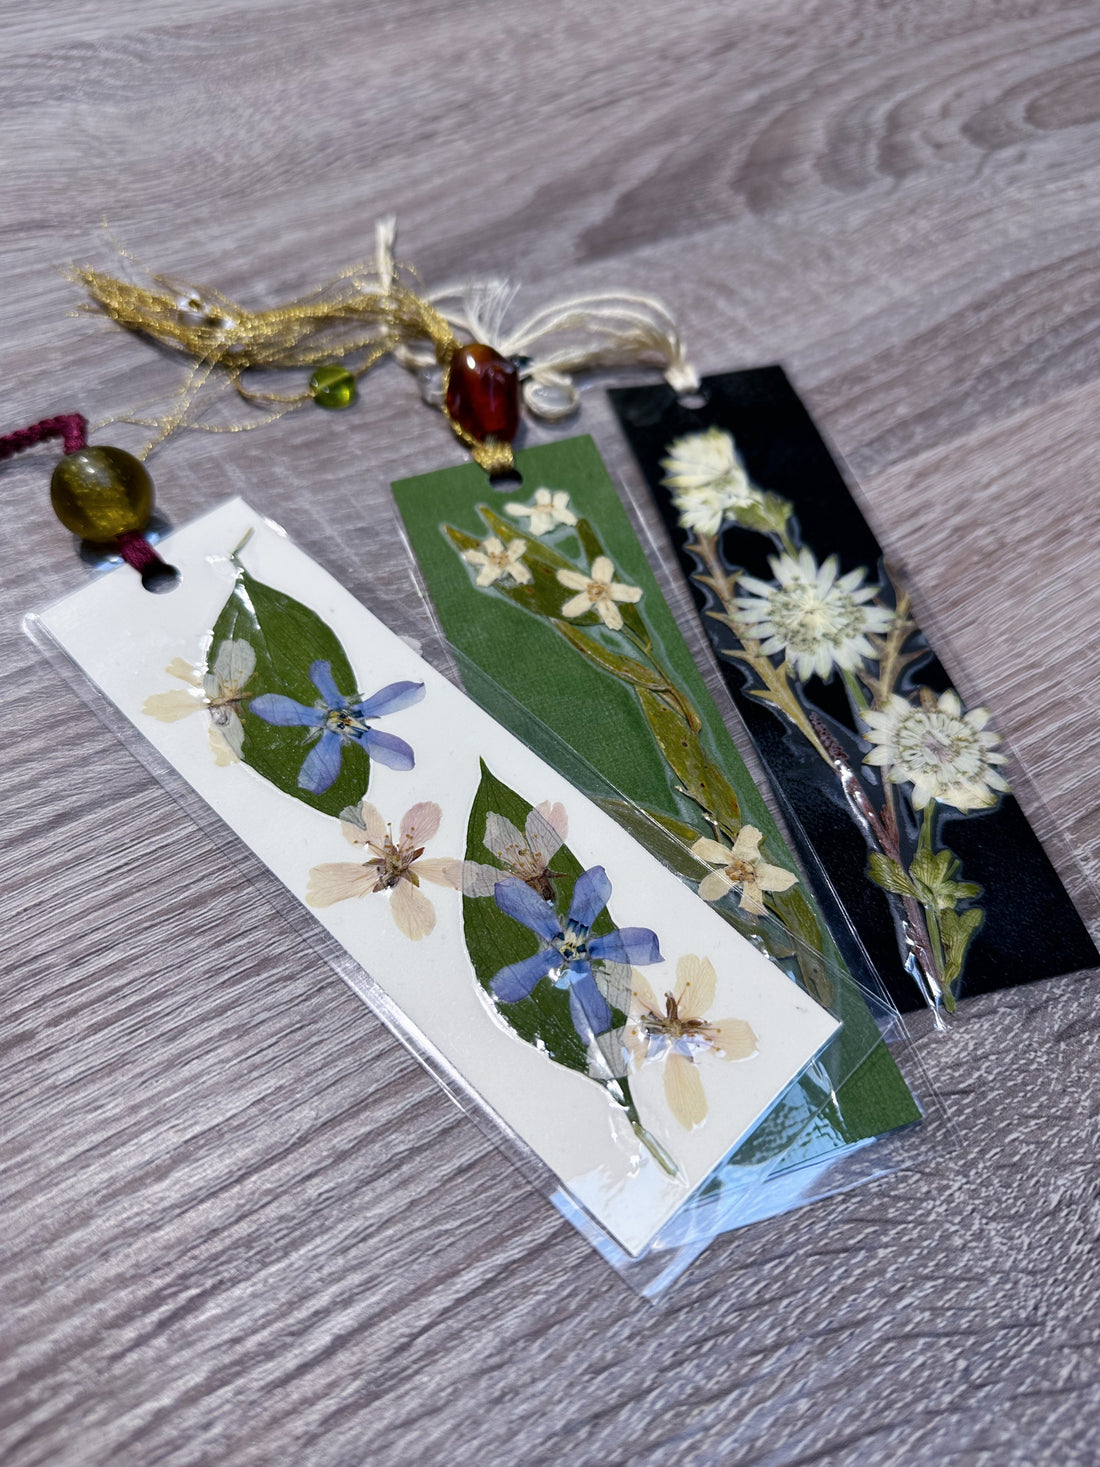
[0,414,88,461]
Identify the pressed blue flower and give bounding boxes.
[490,865,663,1044]
[250,660,424,794]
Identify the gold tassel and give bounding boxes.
[70,251,514,472]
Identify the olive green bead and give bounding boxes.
[309,364,357,409]
[50,447,154,543]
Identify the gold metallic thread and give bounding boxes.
[71,259,513,472]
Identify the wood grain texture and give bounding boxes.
[1,2,1099,1463]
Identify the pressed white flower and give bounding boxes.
[628,955,757,1129]
[505,487,577,536]
[660,427,765,536]
[861,690,1010,812]
[463,800,568,901]
[691,826,798,915]
[734,548,894,682]
[462,535,532,588]
[307,799,462,940]
[142,638,256,765]
[556,555,642,631]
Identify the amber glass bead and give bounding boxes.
[309,364,357,409]
[445,343,520,442]
[50,447,153,543]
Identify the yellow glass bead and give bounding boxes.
[49,447,154,543]
[309,364,356,409]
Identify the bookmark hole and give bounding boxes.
[490,468,524,492]
[678,390,709,411]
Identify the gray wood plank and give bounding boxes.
[1,2,1098,1463]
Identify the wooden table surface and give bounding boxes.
[3,3,1099,1463]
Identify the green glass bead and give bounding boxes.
[309,364,357,409]
[50,447,154,543]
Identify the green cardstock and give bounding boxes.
[393,437,920,1187]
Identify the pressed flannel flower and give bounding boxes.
[734,548,894,682]
[489,865,663,1044]
[461,535,532,588]
[504,487,578,536]
[143,638,256,765]
[306,799,461,940]
[628,956,757,1129]
[462,800,568,901]
[556,556,642,632]
[861,689,1009,812]
[250,660,424,794]
[691,825,798,916]
[660,428,765,537]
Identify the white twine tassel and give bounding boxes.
[382,221,698,419]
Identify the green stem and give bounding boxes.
[842,666,871,716]
[630,1115,681,1179]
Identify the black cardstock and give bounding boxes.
[610,367,1098,1011]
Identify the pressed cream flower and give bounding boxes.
[504,487,577,536]
[628,955,757,1129]
[306,799,461,940]
[556,555,642,631]
[462,535,532,588]
[462,800,568,901]
[143,638,256,765]
[734,548,894,682]
[660,427,766,537]
[691,826,798,915]
[861,690,1010,812]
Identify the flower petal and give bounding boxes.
[674,954,716,1020]
[590,556,614,585]
[356,801,388,849]
[589,927,663,966]
[556,568,590,592]
[400,800,441,846]
[664,1052,707,1129]
[691,837,733,865]
[298,729,344,793]
[490,946,559,1002]
[524,805,565,866]
[460,860,508,898]
[737,877,766,916]
[390,878,436,941]
[630,968,662,1017]
[698,870,732,903]
[213,638,256,689]
[309,660,346,708]
[730,826,765,862]
[362,729,416,772]
[559,592,592,619]
[306,862,375,907]
[534,800,568,838]
[756,861,798,894]
[250,694,323,727]
[143,689,204,722]
[595,600,624,631]
[567,966,613,1044]
[493,877,562,941]
[568,865,612,930]
[412,857,463,889]
[353,680,426,719]
[711,1018,758,1060]
[483,811,526,864]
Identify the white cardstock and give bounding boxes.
[36,498,840,1256]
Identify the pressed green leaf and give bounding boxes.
[733,491,795,538]
[553,620,667,691]
[636,686,741,835]
[462,761,625,1080]
[210,569,370,818]
[473,506,603,625]
[941,905,984,986]
[868,852,917,898]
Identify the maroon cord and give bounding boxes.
[0,413,88,460]
[1,413,178,590]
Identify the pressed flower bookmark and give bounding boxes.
[31,497,845,1261]
[392,435,921,1226]
[609,368,1099,1015]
